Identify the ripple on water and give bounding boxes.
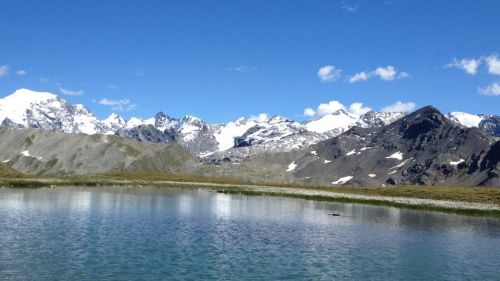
[0,187,499,280]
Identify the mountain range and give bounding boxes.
[0,89,406,157]
[0,89,498,186]
[3,89,498,158]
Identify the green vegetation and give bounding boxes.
[213,188,500,217]
[0,164,26,178]
[297,185,500,206]
[98,171,249,184]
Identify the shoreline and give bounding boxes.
[152,180,500,217]
[2,177,500,217]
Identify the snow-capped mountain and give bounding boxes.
[448,112,500,137]
[0,89,410,158]
[15,89,499,159]
[304,109,359,135]
[357,111,406,128]
[0,89,111,134]
[209,115,326,159]
[102,113,126,132]
[447,112,485,128]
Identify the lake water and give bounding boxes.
[0,187,499,280]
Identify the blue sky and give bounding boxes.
[1,0,499,122]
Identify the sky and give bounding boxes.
[0,0,499,123]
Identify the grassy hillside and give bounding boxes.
[0,164,25,178]
[0,127,198,176]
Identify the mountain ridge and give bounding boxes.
[0,89,407,157]
[0,88,498,160]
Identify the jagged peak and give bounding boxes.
[402,105,447,123]
[107,112,121,119]
[268,115,289,123]
[413,105,440,114]
[104,113,125,122]
[154,111,172,119]
[181,115,204,124]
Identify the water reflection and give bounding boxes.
[0,187,499,280]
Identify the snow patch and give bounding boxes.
[386,151,403,160]
[332,176,353,185]
[368,174,376,178]
[20,150,43,160]
[346,150,356,156]
[2,159,10,163]
[450,159,465,166]
[324,160,331,164]
[286,161,297,172]
[310,150,318,155]
[388,170,397,174]
[214,120,256,151]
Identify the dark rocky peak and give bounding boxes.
[154,111,167,120]
[116,124,176,143]
[387,106,452,140]
[181,115,205,126]
[154,111,178,129]
[1,118,24,129]
[154,111,176,121]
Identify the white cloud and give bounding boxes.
[341,1,358,13]
[97,98,137,111]
[374,66,397,80]
[381,101,416,113]
[318,65,342,82]
[316,100,346,115]
[446,58,481,75]
[479,82,500,96]
[0,65,9,77]
[398,72,410,79]
[304,100,371,117]
[349,71,370,83]
[39,77,49,83]
[485,55,500,76]
[16,69,27,76]
[249,113,269,122]
[227,65,257,72]
[57,83,84,96]
[348,102,372,115]
[348,65,408,83]
[304,108,316,117]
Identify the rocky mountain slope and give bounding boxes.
[278,106,499,186]
[0,89,500,178]
[0,97,498,186]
